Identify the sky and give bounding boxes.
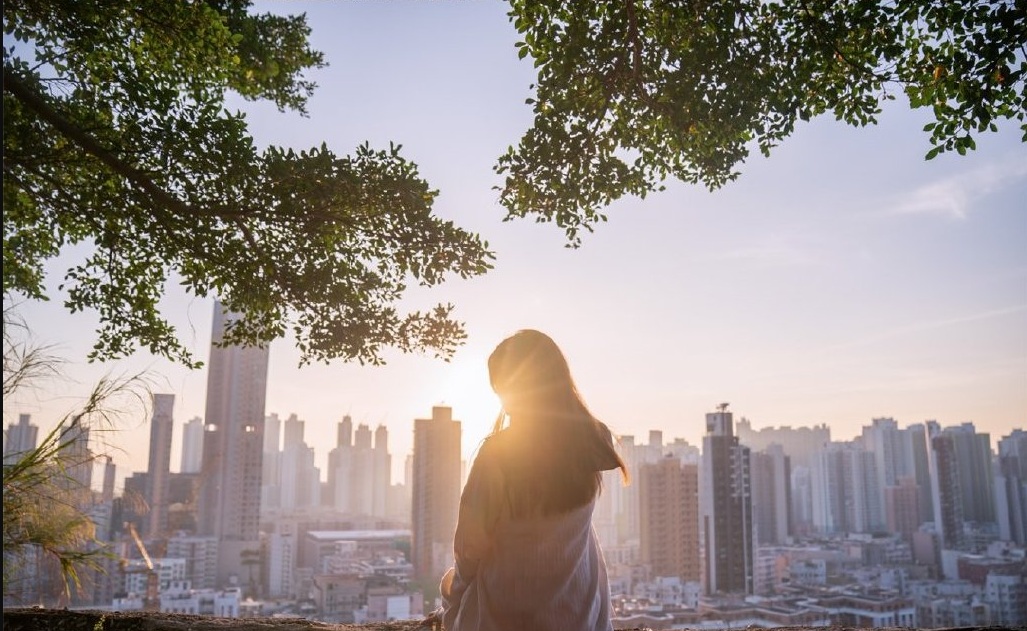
[6,1,1026,486]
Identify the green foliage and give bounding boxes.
[500,0,1027,243]
[3,0,494,367]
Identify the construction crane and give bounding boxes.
[124,522,160,611]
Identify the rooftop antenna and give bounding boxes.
[717,402,730,413]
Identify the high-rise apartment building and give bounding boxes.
[145,393,175,537]
[811,441,883,534]
[180,416,204,474]
[926,421,996,551]
[411,406,461,582]
[352,423,375,516]
[751,444,791,545]
[927,426,965,551]
[278,413,319,513]
[373,424,392,517]
[610,431,671,546]
[4,413,39,464]
[905,423,935,525]
[639,455,700,582]
[58,415,93,501]
[327,415,354,511]
[995,430,1027,546]
[261,412,283,512]
[945,423,996,525]
[885,476,921,543]
[699,406,754,596]
[790,465,815,537]
[735,418,830,469]
[196,301,269,586]
[165,533,220,590]
[325,418,391,519]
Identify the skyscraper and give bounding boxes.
[261,412,283,512]
[928,427,965,551]
[639,455,700,582]
[180,416,204,474]
[3,413,39,464]
[411,406,461,582]
[352,423,374,516]
[196,301,270,585]
[751,444,791,545]
[373,424,392,518]
[145,393,175,537]
[995,430,1027,546]
[58,415,93,501]
[927,422,996,551]
[327,415,354,512]
[279,413,319,513]
[905,423,935,525]
[811,441,883,534]
[946,423,996,525]
[699,405,754,596]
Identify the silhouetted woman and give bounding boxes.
[440,329,628,631]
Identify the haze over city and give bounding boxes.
[6,0,1025,484]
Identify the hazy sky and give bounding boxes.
[7,1,1026,484]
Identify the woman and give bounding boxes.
[440,329,628,631]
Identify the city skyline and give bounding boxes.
[5,401,1026,620]
[4,0,1025,482]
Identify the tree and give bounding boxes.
[5,2,1023,365]
[3,0,494,367]
[499,0,1027,243]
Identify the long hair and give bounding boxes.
[484,330,627,518]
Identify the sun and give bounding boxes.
[435,353,501,452]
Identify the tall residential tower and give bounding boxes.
[196,301,270,586]
[411,406,461,583]
[145,393,175,537]
[699,405,754,596]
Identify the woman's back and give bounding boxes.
[442,470,611,631]
[440,329,625,631]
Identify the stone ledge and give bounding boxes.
[1,609,1016,631]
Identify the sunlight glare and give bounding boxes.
[436,353,501,454]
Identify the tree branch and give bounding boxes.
[2,65,244,221]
